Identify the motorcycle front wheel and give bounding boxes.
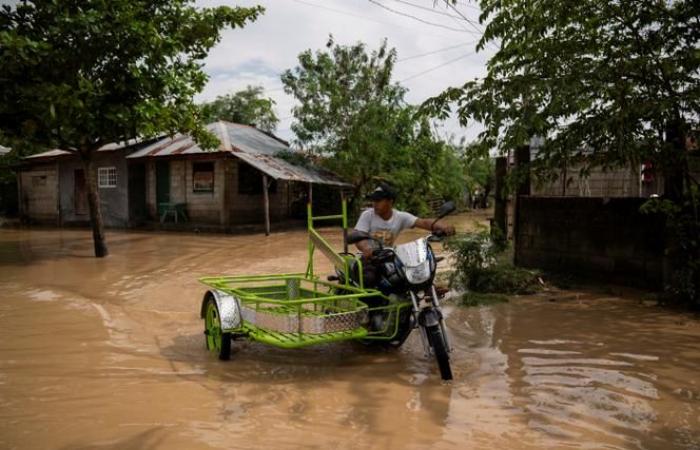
[426,324,453,381]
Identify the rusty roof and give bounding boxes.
[24,138,147,160]
[127,121,350,187]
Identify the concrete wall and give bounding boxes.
[228,159,290,225]
[532,164,642,197]
[19,163,59,223]
[143,157,292,227]
[514,197,666,289]
[58,151,130,227]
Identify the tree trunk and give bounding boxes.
[663,120,686,202]
[493,156,508,244]
[262,174,270,236]
[80,152,108,257]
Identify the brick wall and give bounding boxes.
[514,197,666,289]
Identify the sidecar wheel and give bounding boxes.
[204,298,232,360]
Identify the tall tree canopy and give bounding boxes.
[0,0,262,256]
[427,0,699,303]
[200,85,279,132]
[428,0,699,190]
[282,38,463,215]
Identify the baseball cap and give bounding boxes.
[365,182,397,201]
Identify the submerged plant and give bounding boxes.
[446,230,542,299]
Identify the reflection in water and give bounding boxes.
[0,220,699,450]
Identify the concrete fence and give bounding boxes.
[514,197,667,289]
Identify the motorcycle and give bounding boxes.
[338,201,456,380]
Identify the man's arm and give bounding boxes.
[414,218,455,235]
[353,210,374,259]
[353,233,375,259]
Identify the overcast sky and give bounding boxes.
[196,0,492,143]
[2,0,492,144]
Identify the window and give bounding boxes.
[193,162,215,192]
[98,167,117,188]
[238,162,276,195]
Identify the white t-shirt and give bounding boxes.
[354,209,418,247]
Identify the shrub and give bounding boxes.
[445,230,542,296]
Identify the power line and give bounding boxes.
[387,0,466,20]
[443,1,500,51]
[443,1,486,37]
[396,40,477,62]
[368,0,482,35]
[453,1,481,11]
[399,51,476,82]
[287,0,456,40]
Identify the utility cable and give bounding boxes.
[396,40,477,62]
[287,0,457,40]
[399,51,476,82]
[368,0,482,35]
[387,0,466,20]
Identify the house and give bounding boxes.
[17,140,144,226]
[16,122,350,232]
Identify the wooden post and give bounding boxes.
[341,190,348,254]
[263,174,270,236]
[16,168,23,218]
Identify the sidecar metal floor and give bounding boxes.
[242,324,368,349]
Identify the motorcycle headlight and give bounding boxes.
[405,262,431,285]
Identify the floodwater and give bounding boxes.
[1,212,699,450]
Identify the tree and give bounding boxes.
[200,85,279,132]
[281,38,404,195]
[461,151,494,208]
[426,0,699,303]
[0,0,262,257]
[282,38,464,215]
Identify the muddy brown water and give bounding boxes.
[1,213,699,450]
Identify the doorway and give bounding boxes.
[74,169,88,215]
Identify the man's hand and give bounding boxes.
[414,218,455,236]
[355,236,375,260]
[433,223,456,236]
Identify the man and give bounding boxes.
[353,182,455,262]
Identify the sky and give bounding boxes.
[195,0,493,144]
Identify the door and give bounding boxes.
[155,161,170,217]
[74,169,88,215]
[128,163,147,224]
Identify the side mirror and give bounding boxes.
[347,230,371,245]
[437,201,456,219]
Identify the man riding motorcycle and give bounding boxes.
[353,182,455,287]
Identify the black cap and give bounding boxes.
[366,182,397,201]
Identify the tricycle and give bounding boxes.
[199,200,456,380]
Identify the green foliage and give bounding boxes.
[0,0,263,152]
[642,194,700,307]
[461,152,493,196]
[446,230,541,296]
[428,0,699,186]
[282,37,464,216]
[200,85,278,132]
[429,0,700,306]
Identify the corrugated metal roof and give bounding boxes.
[127,121,350,187]
[25,149,71,159]
[24,138,147,160]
